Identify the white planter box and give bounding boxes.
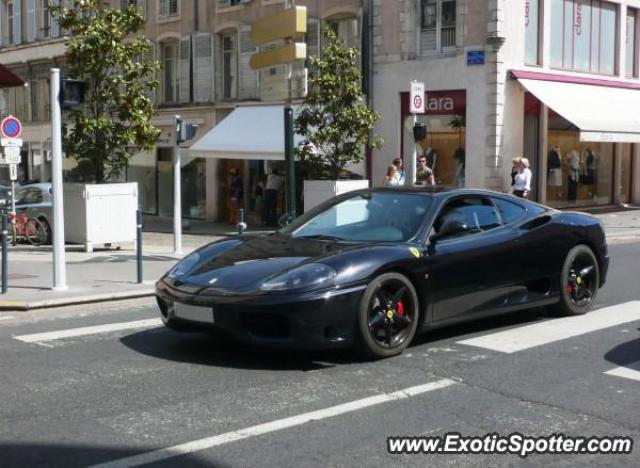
[63,183,138,252]
[303,179,370,212]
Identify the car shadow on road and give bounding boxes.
[0,442,227,468]
[604,338,640,369]
[120,328,355,371]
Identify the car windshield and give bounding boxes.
[282,192,434,243]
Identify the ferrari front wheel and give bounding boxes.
[356,272,419,359]
[552,245,600,316]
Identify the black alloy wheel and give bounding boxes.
[357,272,419,359]
[552,245,600,316]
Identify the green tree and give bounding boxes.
[296,28,382,180]
[51,0,160,183]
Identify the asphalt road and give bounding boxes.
[0,240,639,467]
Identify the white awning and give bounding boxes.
[188,105,303,160]
[516,76,640,143]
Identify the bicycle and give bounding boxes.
[8,212,48,246]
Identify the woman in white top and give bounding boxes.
[382,165,399,187]
[513,157,532,199]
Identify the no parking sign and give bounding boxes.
[410,81,425,114]
[1,116,22,139]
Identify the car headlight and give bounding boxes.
[260,263,337,291]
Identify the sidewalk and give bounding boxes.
[0,209,638,311]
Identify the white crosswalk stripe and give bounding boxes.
[13,318,163,344]
[604,362,640,382]
[457,301,640,353]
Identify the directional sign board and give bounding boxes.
[410,81,425,114]
[250,6,307,71]
[9,163,17,181]
[1,116,22,139]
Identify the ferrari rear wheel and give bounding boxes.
[356,272,419,359]
[552,245,600,316]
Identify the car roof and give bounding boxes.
[17,183,52,192]
[369,186,511,199]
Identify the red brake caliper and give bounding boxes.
[396,300,405,316]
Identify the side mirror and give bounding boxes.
[430,218,468,243]
[278,212,295,228]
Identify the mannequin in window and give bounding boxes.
[567,149,581,202]
[581,147,597,200]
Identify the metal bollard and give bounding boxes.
[136,209,143,284]
[237,209,247,236]
[1,205,8,294]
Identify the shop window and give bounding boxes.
[546,110,614,208]
[161,41,179,104]
[626,8,638,78]
[550,0,617,75]
[419,0,457,55]
[525,0,541,65]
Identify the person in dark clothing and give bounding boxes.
[229,168,243,225]
[263,168,283,226]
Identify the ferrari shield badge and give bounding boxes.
[409,247,421,258]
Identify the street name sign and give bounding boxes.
[410,81,425,114]
[1,116,22,139]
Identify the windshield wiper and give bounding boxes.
[295,234,345,241]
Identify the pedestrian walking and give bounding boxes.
[228,168,243,224]
[264,168,283,226]
[513,157,532,199]
[382,165,399,187]
[392,158,406,186]
[510,156,521,190]
[416,155,435,186]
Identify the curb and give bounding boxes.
[0,289,156,312]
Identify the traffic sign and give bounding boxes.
[1,116,22,139]
[1,138,23,147]
[1,146,21,164]
[9,164,17,181]
[410,81,425,114]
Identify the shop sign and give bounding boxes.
[401,89,466,116]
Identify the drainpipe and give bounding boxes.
[364,0,374,183]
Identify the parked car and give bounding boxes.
[0,185,9,205]
[13,183,53,244]
[156,187,609,359]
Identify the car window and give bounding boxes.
[493,197,527,224]
[434,197,502,240]
[15,188,43,205]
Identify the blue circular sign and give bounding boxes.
[1,116,22,139]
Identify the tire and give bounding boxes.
[25,219,47,246]
[356,272,419,359]
[551,245,600,316]
[39,218,52,244]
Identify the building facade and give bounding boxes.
[0,0,365,223]
[372,0,640,208]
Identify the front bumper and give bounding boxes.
[155,280,367,350]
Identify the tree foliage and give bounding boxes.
[51,0,160,183]
[295,28,383,180]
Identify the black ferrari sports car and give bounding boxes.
[156,187,608,358]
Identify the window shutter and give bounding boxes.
[306,17,320,59]
[178,35,191,103]
[27,0,36,41]
[0,1,5,47]
[143,39,157,105]
[137,0,147,18]
[214,34,222,100]
[50,0,60,37]
[193,32,214,103]
[238,25,258,100]
[14,0,23,45]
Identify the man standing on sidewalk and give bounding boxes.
[263,168,283,226]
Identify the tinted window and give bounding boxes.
[15,189,42,205]
[283,192,433,243]
[435,197,501,239]
[493,198,527,224]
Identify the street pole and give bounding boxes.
[173,115,182,254]
[10,180,15,214]
[407,113,417,186]
[284,63,296,216]
[50,68,67,290]
[1,206,7,294]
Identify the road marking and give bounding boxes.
[0,316,14,321]
[457,301,640,353]
[604,363,640,382]
[14,318,163,343]
[90,378,456,468]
